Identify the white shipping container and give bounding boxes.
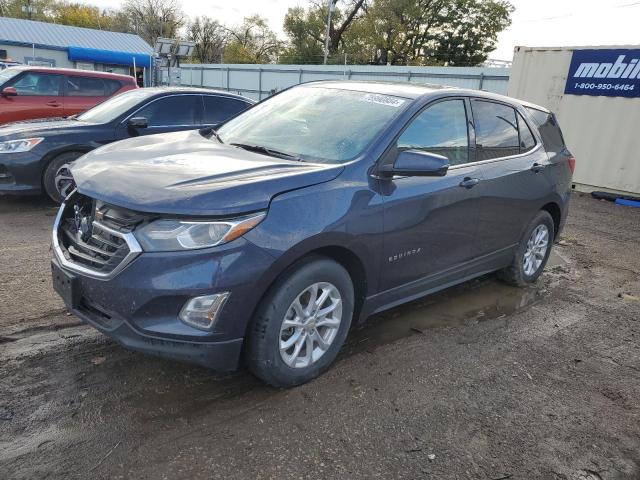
[508,45,640,195]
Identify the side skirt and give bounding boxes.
[358,245,516,322]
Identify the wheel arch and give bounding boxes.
[540,201,562,238]
[242,240,371,343]
[40,146,94,193]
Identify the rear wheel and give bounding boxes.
[246,256,354,387]
[43,151,84,203]
[498,210,554,286]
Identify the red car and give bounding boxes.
[0,66,137,124]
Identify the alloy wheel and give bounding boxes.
[523,224,549,276]
[279,282,343,368]
[54,163,75,200]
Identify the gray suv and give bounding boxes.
[51,82,574,387]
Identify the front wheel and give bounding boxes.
[246,257,354,387]
[42,151,84,203]
[498,210,554,286]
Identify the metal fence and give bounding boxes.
[179,63,511,101]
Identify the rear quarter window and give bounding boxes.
[524,107,566,153]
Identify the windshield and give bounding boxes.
[0,68,21,86]
[217,86,409,163]
[77,89,155,124]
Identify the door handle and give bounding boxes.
[459,177,480,189]
[46,101,61,107]
[531,163,546,173]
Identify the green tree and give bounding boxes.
[224,15,280,64]
[49,2,113,29]
[281,0,368,64]
[0,0,56,22]
[282,0,513,66]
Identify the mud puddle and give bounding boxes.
[346,250,568,352]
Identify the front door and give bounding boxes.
[2,71,64,122]
[380,98,483,293]
[115,94,202,139]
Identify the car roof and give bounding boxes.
[6,65,136,81]
[301,80,550,113]
[140,86,255,102]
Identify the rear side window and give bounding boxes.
[9,72,62,96]
[66,76,105,97]
[397,99,469,165]
[472,100,520,161]
[517,112,536,153]
[136,95,200,126]
[525,107,566,153]
[203,96,251,124]
[104,79,123,96]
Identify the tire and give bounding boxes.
[42,151,84,203]
[246,256,354,388]
[498,210,555,287]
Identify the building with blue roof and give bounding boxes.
[0,17,154,86]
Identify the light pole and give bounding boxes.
[323,0,336,65]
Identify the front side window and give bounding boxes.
[217,86,409,163]
[203,96,251,124]
[397,100,469,166]
[77,89,155,123]
[66,76,106,97]
[135,95,199,126]
[9,72,62,96]
[472,100,519,161]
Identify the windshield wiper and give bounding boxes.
[230,142,301,161]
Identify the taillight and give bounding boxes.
[567,155,576,173]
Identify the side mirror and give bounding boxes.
[1,87,17,97]
[127,117,148,129]
[380,150,449,177]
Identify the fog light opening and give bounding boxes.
[179,292,230,331]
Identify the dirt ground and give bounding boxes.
[0,193,638,480]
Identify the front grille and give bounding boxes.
[54,193,144,278]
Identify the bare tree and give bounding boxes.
[188,16,227,63]
[121,0,185,46]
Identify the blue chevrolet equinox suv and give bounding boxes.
[51,81,574,387]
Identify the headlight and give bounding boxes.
[135,212,266,251]
[0,138,44,153]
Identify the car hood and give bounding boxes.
[0,119,91,137]
[72,130,345,216]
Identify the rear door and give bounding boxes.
[201,95,253,128]
[64,75,110,116]
[471,99,552,257]
[2,71,64,122]
[381,98,483,292]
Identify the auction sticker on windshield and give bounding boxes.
[361,94,406,108]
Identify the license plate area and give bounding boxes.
[51,262,80,308]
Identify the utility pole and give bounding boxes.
[323,0,336,65]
